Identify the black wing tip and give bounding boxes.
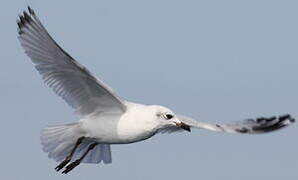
[252,114,295,133]
[17,6,35,34]
[238,114,295,134]
[279,114,295,123]
[28,6,35,15]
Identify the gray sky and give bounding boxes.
[1,0,297,179]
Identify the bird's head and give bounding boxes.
[149,105,191,132]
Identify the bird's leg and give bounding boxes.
[62,142,98,174]
[55,136,85,171]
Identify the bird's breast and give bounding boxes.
[116,107,157,143]
[116,115,156,143]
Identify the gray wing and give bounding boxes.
[17,7,126,116]
[161,114,295,134]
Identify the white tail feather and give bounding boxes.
[40,123,112,164]
[41,123,83,162]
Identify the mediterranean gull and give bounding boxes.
[17,7,295,174]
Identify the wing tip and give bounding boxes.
[279,114,295,123]
[17,6,36,34]
[251,114,295,133]
[28,6,35,15]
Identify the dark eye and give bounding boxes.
[164,114,174,120]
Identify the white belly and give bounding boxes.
[80,109,156,144]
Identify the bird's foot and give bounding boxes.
[55,157,71,171]
[62,159,81,174]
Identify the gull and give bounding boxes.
[17,7,295,174]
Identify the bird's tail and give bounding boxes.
[40,123,83,162]
[40,123,112,164]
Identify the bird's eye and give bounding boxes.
[164,114,174,120]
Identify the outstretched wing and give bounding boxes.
[161,114,295,134]
[17,7,126,116]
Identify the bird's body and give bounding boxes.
[80,102,160,144]
[17,7,295,174]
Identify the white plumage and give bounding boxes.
[17,7,295,174]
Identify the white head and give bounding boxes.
[148,105,191,132]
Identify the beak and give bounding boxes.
[175,122,191,132]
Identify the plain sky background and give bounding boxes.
[0,0,297,179]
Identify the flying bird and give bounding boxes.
[17,7,295,174]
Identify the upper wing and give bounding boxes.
[160,114,295,134]
[17,7,126,116]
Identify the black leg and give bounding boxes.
[55,137,85,171]
[62,142,98,174]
